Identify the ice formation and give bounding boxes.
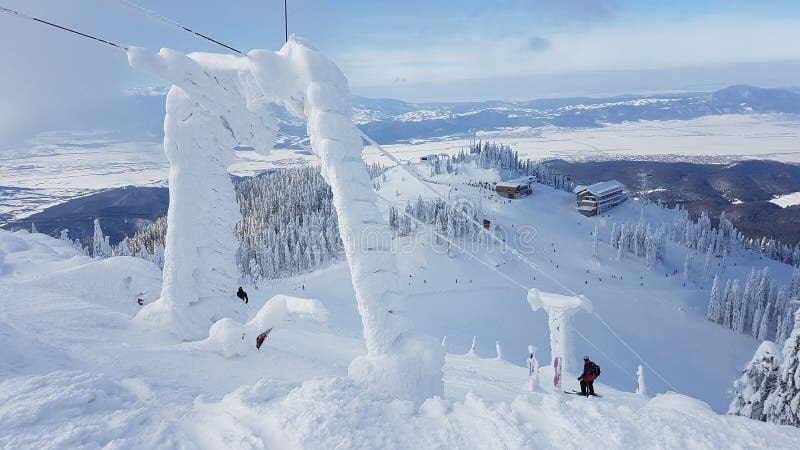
[527,288,593,374]
[197,294,328,358]
[127,39,442,401]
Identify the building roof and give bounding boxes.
[579,180,625,197]
[497,176,536,189]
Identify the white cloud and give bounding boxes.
[334,15,800,90]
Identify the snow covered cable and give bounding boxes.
[113,0,242,54]
[0,5,127,50]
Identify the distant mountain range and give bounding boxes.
[353,85,800,143]
[112,84,800,145]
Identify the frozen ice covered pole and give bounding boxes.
[128,39,443,401]
[527,288,592,374]
[249,40,443,401]
[126,48,276,340]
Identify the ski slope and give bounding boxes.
[3,167,800,447]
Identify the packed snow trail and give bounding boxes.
[373,188,638,383]
[127,39,442,401]
[364,132,679,390]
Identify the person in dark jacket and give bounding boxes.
[578,355,599,396]
[236,287,249,304]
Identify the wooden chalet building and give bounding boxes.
[495,176,536,199]
[575,180,628,216]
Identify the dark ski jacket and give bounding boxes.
[580,361,597,382]
[237,288,248,301]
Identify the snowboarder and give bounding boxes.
[578,356,601,396]
[236,287,249,304]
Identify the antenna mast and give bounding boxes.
[284,0,288,43]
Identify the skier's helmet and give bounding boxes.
[583,356,590,361]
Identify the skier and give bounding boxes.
[578,355,601,396]
[236,287,249,304]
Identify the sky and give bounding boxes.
[1,0,800,140]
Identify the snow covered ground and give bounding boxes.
[365,114,800,165]
[770,192,800,208]
[3,164,800,447]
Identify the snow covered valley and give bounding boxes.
[3,171,800,448]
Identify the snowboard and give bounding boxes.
[255,328,273,350]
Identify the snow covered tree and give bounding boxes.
[59,229,70,242]
[729,341,781,421]
[751,269,772,336]
[683,252,693,284]
[496,341,504,359]
[92,219,107,259]
[732,280,745,332]
[702,248,713,281]
[388,206,399,232]
[721,249,728,274]
[722,279,734,328]
[617,224,626,260]
[764,307,800,426]
[592,223,599,260]
[117,237,131,257]
[153,244,165,270]
[757,302,773,341]
[708,275,722,323]
[610,222,620,249]
[30,222,37,234]
[740,268,758,333]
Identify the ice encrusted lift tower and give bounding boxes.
[527,288,592,375]
[126,39,443,402]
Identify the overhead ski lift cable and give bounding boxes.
[0,5,127,51]
[113,0,243,54]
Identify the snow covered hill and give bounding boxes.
[3,164,800,448]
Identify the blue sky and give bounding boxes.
[2,1,800,138]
